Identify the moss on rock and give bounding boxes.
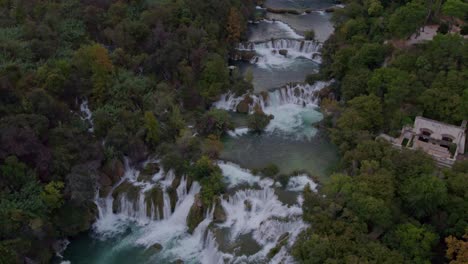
[213,198,226,223]
[236,95,253,113]
[111,181,141,213]
[187,194,204,233]
[144,186,165,219]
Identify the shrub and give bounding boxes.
[438,23,449,34]
[460,25,468,35]
[247,111,272,132]
[261,163,279,177]
[304,30,315,40]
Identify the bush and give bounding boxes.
[304,30,315,40]
[197,109,234,137]
[247,111,272,132]
[438,23,449,34]
[460,25,468,35]
[261,163,279,177]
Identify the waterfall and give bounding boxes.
[93,161,188,235]
[79,99,94,132]
[214,81,329,113]
[215,81,329,140]
[238,39,322,54]
[234,39,322,67]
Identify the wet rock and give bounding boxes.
[144,186,165,219]
[111,181,141,213]
[187,194,204,233]
[99,185,112,198]
[171,176,182,190]
[186,177,193,193]
[138,162,160,182]
[244,199,252,212]
[278,232,289,243]
[173,260,184,264]
[267,232,289,259]
[128,137,148,164]
[102,158,125,185]
[293,87,302,97]
[149,243,163,252]
[142,162,160,175]
[325,7,336,13]
[99,173,112,187]
[236,95,253,113]
[259,91,269,102]
[167,186,177,213]
[232,50,256,62]
[278,49,288,57]
[213,198,226,223]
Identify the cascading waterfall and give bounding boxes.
[63,1,335,262]
[215,81,328,139]
[70,159,316,264]
[235,39,322,67]
[79,99,94,132]
[214,81,329,113]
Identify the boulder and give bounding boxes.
[102,158,125,185]
[187,194,204,233]
[149,243,162,252]
[99,173,112,187]
[267,232,290,259]
[213,198,226,223]
[111,181,141,214]
[244,199,252,212]
[236,95,253,113]
[137,162,160,182]
[293,87,302,97]
[99,185,112,198]
[128,137,148,164]
[144,186,165,219]
[259,91,269,102]
[278,49,288,57]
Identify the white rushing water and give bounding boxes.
[215,81,329,140]
[79,99,94,132]
[237,39,322,68]
[65,159,316,264]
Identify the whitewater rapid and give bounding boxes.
[60,160,317,264]
[215,81,329,140]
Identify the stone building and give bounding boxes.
[394,117,466,167]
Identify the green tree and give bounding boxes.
[385,223,439,263]
[199,54,229,101]
[144,111,160,147]
[442,0,468,21]
[41,181,64,210]
[74,44,113,103]
[388,0,427,38]
[400,175,448,218]
[247,111,272,133]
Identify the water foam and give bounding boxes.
[79,99,94,132]
[238,39,322,68]
[215,81,329,140]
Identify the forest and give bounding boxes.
[0,0,255,262]
[294,0,468,263]
[0,0,467,263]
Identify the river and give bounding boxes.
[60,1,338,263]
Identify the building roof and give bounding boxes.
[414,116,465,138]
